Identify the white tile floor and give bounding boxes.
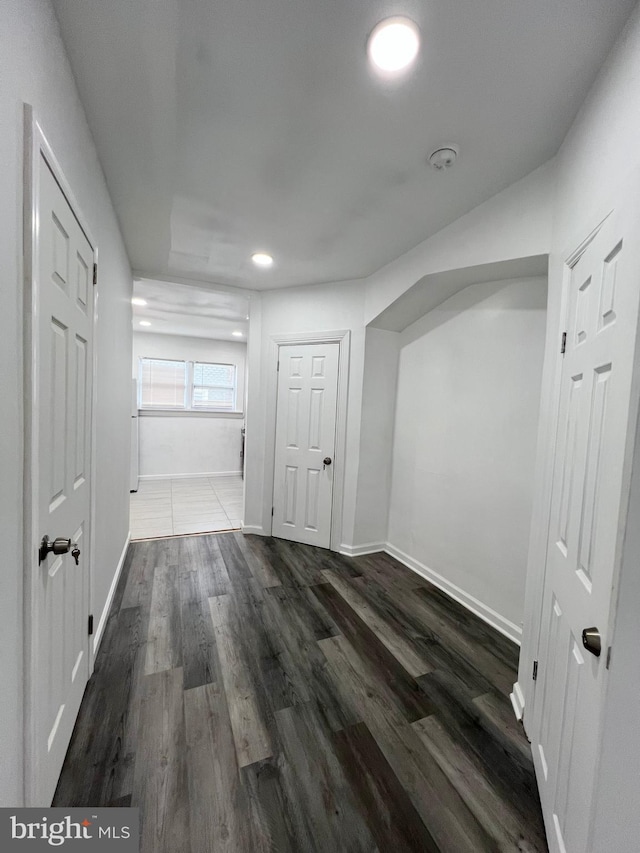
[130,475,243,540]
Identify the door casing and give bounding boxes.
[22,105,99,805]
[264,330,350,551]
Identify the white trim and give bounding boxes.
[265,330,351,551]
[510,681,526,722]
[385,542,523,645]
[138,409,244,418]
[241,524,266,536]
[93,534,130,654]
[138,470,242,481]
[22,106,99,806]
[339,542,386,557]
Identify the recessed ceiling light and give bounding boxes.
[368,17,420,74]
[139,320,151,327]
[131,297,147,306]
[251,252,273,267]
[232,331,243,337]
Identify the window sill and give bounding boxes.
[138,409,244,419]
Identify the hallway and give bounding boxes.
[54,533,547,852]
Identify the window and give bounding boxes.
[192,362,236,410]
[139,358,186,409]
[138,358,238,412]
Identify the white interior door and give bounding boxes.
[32,152,94,804]
[272,343,339,548]
[531,200,640,852]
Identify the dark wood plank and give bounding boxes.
[312,582,437,723]
[334,721,441,853]
[321,568,432,676]
[273,701,378,852]
[412,713,546,852]
[132,668,190,853]
[234,532,282,588]
[417,669,545,836]
[179,568,217,691]
[208,594,273,768]
[320,634,497,853]
[184,682,267,853]
[145,559,182,675]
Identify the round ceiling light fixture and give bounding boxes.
[368,17,420,74]
[428,145,459,171]
[139,320,151,327]
[251,252,273,268]
[131,297,147,306]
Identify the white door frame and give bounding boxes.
[22,104,99,805]
[264,330,350,551]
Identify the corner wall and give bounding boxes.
[0,0,132,804]
[387,277,547,639]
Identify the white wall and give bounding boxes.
[387,278,547,637]
[351,328,399,551]
[365,160,555,326]
[0,0,132,805]
[132,332,246,477]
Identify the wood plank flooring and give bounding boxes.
[54,533,548,852]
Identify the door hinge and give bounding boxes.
[88,614,94,636]
[271,506,274,517]
[93,263,98,286]
[532,660,538,681]
[560,331,567,355]
[277,361,280,372]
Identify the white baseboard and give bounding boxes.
[384,542,523,646]
[510,681,525,721]
[241,524,266,536]
[139,470,242,481]
[339,542,386,557]
[93,533,130,655]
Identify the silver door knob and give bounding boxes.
[581,627,601,657]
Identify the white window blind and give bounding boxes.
[192,362,236,410]
[139,358,186,408]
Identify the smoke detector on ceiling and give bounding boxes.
[428,146,459,171]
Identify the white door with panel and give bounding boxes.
[33,153,94,804]
[531,200,640,853]
[272,343,339,548]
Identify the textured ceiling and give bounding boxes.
[53,0,636,291]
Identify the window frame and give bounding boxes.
[190,361,237,411]
[138,356,239,413]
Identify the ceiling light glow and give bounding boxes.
[131,297,147,306]
[139,320,151,327]
[232,331,243,337]
[368,17,420,74]
[252,252,273,267]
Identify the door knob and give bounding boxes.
[581,627,601,657]
[323,457,332,470]
[39,535,80,565]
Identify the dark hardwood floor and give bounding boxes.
[54,533,548,852]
